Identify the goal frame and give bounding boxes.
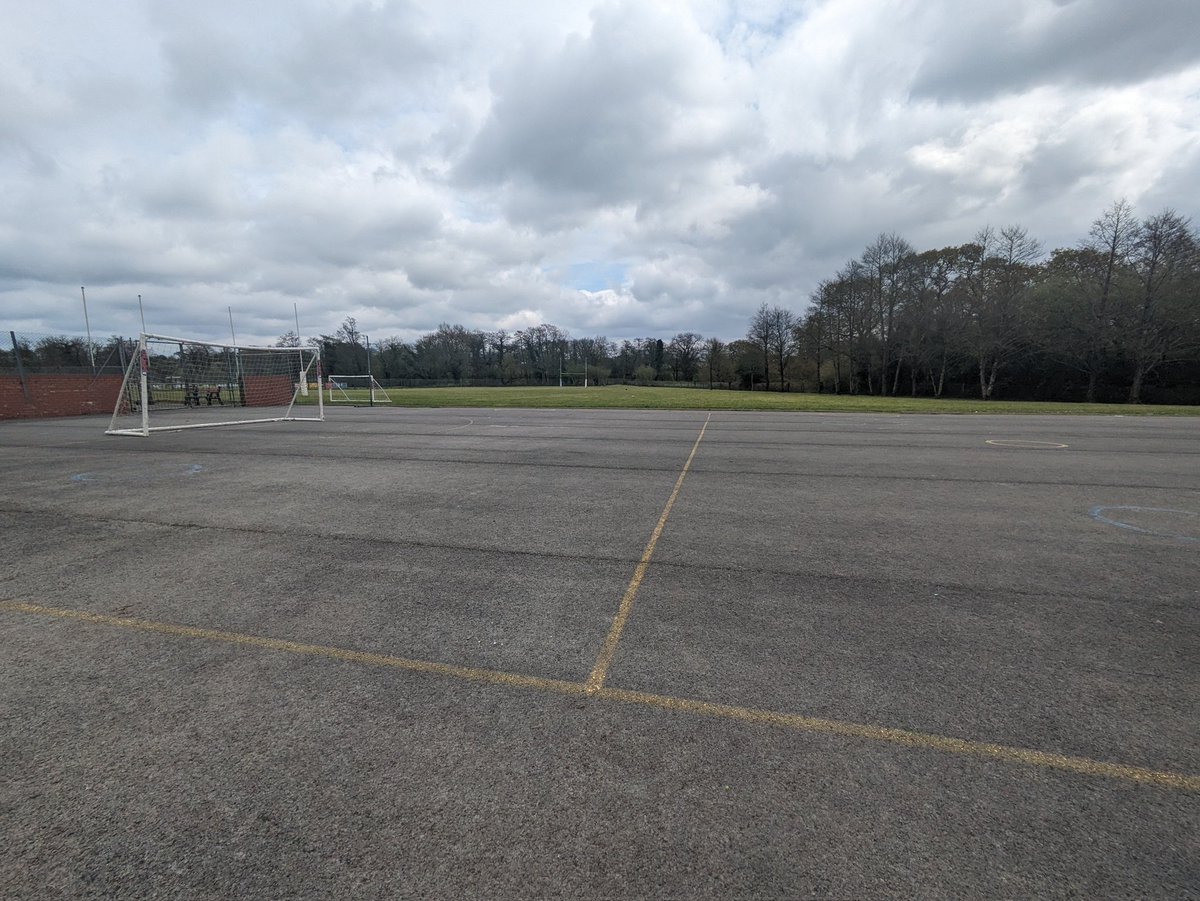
[326,374,394,405]
[106,333,324,437]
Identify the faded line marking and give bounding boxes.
[2,599,1197,791]
[70,463,203,485]
[585,412,711,692]
[1089,505,1199,543]
[985,439,1069,449]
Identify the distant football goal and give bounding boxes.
[326,375,393,405]
[106,334,324,436]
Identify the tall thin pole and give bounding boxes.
[137,294,147,335]
[80,286,96,371]
[10,331,30,402]
[293,301,307,397]
[227,307,242,405]
[365,335,373,407]
[138,336,150,436]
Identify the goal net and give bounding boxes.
[106,334,324,436]
[326,374,393,404]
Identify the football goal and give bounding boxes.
[326,374,393,405]
[106,334,324,436]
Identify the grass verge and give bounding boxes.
[313,385,1200,415]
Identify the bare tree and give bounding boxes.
[860,233,916,393]
[1081,200,1141,401]
[767,307,797,390]
[747,303,774,391]
[667,332,703,382]
[961,225,1042,399]
[1125,210,1198,402]
[728,338,765,389]
[335,316,362,346]
[803,286,830,393]
[703,337,728,388]
[897,248,953,396]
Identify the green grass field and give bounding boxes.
[310,385,1200,415]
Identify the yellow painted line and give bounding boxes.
[2,598,1198,790]
[593,688,1200,791]
[0,601,586,699]
[585,412,711,692]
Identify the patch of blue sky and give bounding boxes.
[556,261,628,292]
[453,199,499,224]
[711,1,810,47]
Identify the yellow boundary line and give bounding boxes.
[2,599,1197,791]
[1,601,587,697]
[586,412,711,692]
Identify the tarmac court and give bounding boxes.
[1,407,1197,898]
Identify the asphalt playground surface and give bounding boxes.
[1,405,1197,899]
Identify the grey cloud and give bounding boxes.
[1139,155,1200,219]
[456,3,755,218]
[159,0,442,125]
[911,0,1200,102]
[1016,136,1103,199]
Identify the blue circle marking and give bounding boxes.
[1089,506,1199,542]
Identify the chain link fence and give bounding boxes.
[1,329,135,420]
[1,331,132,376]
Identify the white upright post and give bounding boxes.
[81,286,96,372]
[138,335,150,437]
[365,336,374,407]
[294,302,308,396]
[316,352,324,420]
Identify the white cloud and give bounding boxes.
[0,0,1197,344]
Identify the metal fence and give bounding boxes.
[1,330,133,377]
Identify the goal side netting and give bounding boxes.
[106,334,324,436]
[326,374,393,404]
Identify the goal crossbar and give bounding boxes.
[106,333,324,436]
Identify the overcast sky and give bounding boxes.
[3,0,1198,346]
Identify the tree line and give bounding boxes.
[790,201,1200,404]
[297,202,1199,405]
[295,317,715,389]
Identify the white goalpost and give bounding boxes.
[326,374,393,404]
[106,333,324,436]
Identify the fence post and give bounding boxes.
[10,331,30,402]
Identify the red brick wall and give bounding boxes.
[0,374,125,421]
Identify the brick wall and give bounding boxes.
[0,374,125,421]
